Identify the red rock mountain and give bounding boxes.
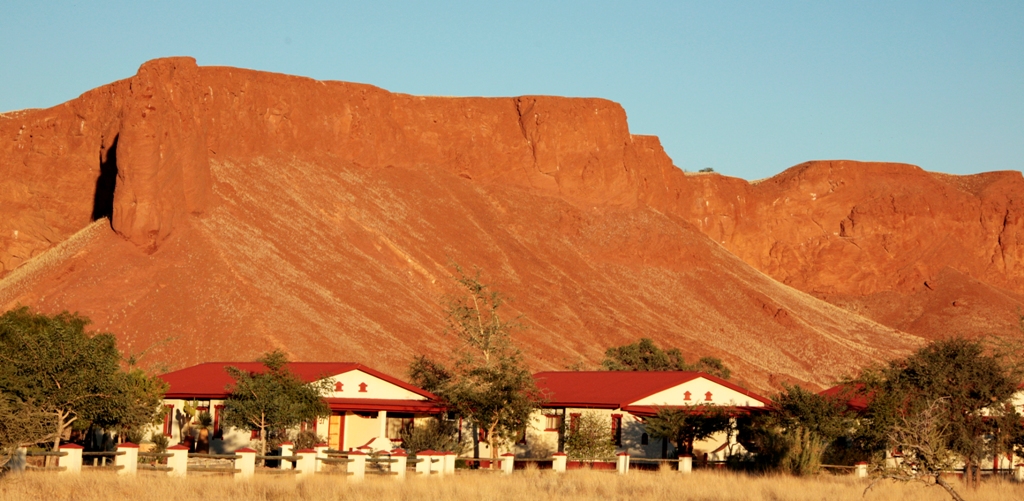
[1,57,1017,392]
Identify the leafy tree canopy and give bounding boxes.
[409,264,542,464]
[0,307,124,456]
[857,337,1022,490]
[0,391,57,470]
[644,404,731,456]
[601,337,731,379]
[222,350,331,459]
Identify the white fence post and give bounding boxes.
[552,452,567,473]
[855,461,868,478]
[415,452,432,476]
[390,449,407,480]
[1015,463,1024,482]
[314,444,328,473]
[501,453,515,474]
[235,448,256,480]
[678,454,692,474]
[116,443,139,475]
[59,444,83,475]
[348,450,366,481]
[9,447,27,473]
[295,449,317,479]
[444,452,456,474]
[616,452,630,475]
[279,442,294,470]
[167,444,189,477]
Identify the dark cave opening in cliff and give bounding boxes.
[91,134,118,221]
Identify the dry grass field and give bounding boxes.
[1,469,1019,501]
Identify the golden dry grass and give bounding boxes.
[1,469,1018,501]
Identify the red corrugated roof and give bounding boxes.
[533,371,771,409]
[819,383,872,412]
[160,362,436,400]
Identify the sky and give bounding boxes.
[1,1,1021,180]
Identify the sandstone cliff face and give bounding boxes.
[670,161,1024,337]
[3,57,1016,390]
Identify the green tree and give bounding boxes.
[409,265,542,467]
[93,369,169,443]
[763,384,856,475]
[0,392,57,470]
[601,338,731,379]
[645,404,731,456]
[857,338,1021,491]
[563,411,615,461]
[222,350,331,460]
[0,307,122,462]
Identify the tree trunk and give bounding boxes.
[259,421,267,467]
[488,422,498,470]
[47,411,65,468]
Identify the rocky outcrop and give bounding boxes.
[113,57,211,251]
[672,161,1024,338]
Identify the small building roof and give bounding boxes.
[160,362,436,400]
[533,371,771,409]
[818,383,872,412]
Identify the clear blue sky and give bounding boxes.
[2,1,1021,180]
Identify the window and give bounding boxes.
[569,413,581,433]
[162,405,174,437]
[544,414,563,432]
[516,428,527,446]
[213,405,224,432]
[478,426,488,442]
[386,415,414,440]
[251,429,260,439]
[611,414,623,447]
[300,419,317,433]
[334,382,344,392]
[640,433,649,445]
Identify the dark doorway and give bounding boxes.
[91,134,118,221]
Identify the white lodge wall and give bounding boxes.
[630,378,766,407]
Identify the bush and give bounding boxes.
[150,434,169,454]
[564,412,615,461]
[399,418,465,455]
[293,429,323,451]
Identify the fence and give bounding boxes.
[11,445,1022,482]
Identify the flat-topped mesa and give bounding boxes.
[1,57,683,260]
